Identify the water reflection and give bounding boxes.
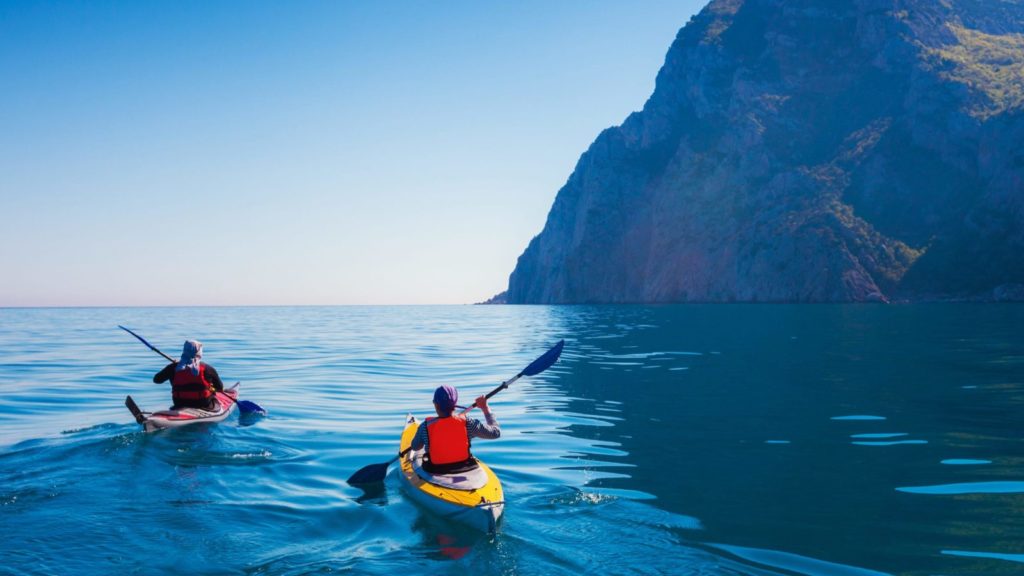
[540,304,1024,575]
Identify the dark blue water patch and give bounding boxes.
[484,489,743,576]
[850,433,908,439]
[896,481,1024,495]
[707,543,893,576]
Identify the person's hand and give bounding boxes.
[475,395,490,414]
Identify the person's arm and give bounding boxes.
[203,363,225,392]
[467,395,500,439]
[411,422,427,451]
[153,363,175,384]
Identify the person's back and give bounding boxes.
[153,340,225,410]
[411,384,500,474]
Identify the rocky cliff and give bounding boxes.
[503,0,1024,303]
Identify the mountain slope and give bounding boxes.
[504,0,1024,303]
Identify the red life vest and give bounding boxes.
[171,364,215,405]
[425,414,471,465]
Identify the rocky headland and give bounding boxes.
[499,0,1024,303]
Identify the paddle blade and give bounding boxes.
[236,400,266,415]
[125,396,146,425]
[521,339,565,377]
[347,462,391,485]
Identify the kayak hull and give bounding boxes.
[398,414,504,533]
[128,383,239,432]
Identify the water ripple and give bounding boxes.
[941,550,1024,564]
[896,481,1024,495]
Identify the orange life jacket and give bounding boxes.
[171,364,215,405]
[425,414,471,465]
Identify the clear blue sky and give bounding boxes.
[0,1,704,306]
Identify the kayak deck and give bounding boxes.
[126,383,239,432]
[398,414,504,532]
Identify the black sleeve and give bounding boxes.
[204,363,225,392]
[153,363,176,384]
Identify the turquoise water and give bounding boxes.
[1,304,1022,575]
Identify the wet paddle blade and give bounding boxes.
[521,340,565,377]
[125,396,146,425]
[236,400,266,415]
[347,462,391,485]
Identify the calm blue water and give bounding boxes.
[1,305,1022,575]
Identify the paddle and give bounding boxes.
[347,339,565,485]
[118,325,265,414]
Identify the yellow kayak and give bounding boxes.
[398,414,504,532]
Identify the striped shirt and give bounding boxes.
[410,411,501,453]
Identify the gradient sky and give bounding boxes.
[0,1,705,306]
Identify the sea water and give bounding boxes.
[0,304,1021,575]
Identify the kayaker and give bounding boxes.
[152,340,225,410]
[411,384,500,474]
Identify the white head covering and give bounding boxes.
[176,340,203,375]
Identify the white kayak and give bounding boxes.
[125,383,239,432]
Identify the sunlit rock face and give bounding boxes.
[503,0,1024,303]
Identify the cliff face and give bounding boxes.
[505,0,1024,303]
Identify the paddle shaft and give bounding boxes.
[458,374,520,416]
[347,340,564,485]
[397,377,513,455]
[393,377,516,457]
[118,325,242,408]
[348,377,514,485]
[119,325,176,364]
[384,377,513,462]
